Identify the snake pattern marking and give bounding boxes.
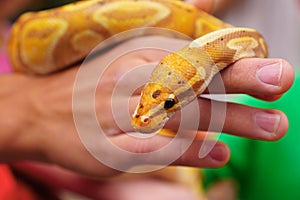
[7,0,268,133]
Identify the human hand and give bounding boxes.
[0,36,294,178]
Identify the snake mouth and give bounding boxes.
[131,123,164,134]
[131,115,169,134]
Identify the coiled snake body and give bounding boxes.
[8,0,268,133]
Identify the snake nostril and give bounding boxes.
[141,116,150,124]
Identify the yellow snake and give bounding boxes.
[7,0,268,134]
[7,0,269,195]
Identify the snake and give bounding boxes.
[7,0,268,134]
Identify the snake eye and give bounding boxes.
[164,98,175,110]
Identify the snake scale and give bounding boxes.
[8,0,268,134]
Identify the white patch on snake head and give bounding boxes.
[227,36,258,60]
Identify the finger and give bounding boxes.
[112,133,230,168]
[186,0,232,13]
[173,141,230,168]
[167,98,288,141]
[206,58,294,100]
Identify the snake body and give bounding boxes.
[7,0,268,133]
[8,0,230,74]
[131,27,268,133]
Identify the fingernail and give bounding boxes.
[257,61,282,86]
[209,145,227,162]
[255,112,281,134]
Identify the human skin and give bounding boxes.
[186,0,234,13]
[0,35,294,178]
[0,1,295,199]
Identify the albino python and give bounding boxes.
[8,0,268,134]
[7,0,268,195]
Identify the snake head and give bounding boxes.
[131,83,180,133]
